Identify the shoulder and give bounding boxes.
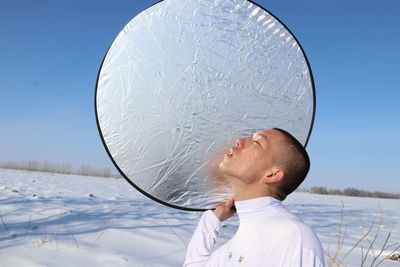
[243,216,325,266]
[267,207,324,253]
[281,214,325,263]
[265,217,325,264]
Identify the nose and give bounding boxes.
[235,138,247,149]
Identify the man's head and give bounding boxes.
[218,128,310,200]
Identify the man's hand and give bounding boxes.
[213,197,236,222]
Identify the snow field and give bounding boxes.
[0,169,399,266]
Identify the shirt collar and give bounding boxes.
[235,196,281,221]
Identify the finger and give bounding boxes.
[225,197,234,208]
[228,198,237,213]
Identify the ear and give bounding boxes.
[261,169,284,185]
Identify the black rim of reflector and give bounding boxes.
[94,0,316,212]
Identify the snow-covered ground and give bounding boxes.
[0,168,399,266]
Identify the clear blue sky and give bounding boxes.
[1,0,399,192]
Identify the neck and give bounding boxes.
[230,180,283,201]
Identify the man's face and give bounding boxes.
[219,129,285,183]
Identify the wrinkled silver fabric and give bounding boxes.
[96,0,314,210]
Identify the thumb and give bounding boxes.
[225,197,235,209]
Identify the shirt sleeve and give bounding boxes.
[299,248,325,267]
[298,225,325,267]
[183,210,223,266]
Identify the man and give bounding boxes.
[184,128,325,266]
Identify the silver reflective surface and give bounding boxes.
[96,0,315,210]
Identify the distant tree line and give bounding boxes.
[298,186,400,199]
[0,160,120,178]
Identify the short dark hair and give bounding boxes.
[272,128,310,198]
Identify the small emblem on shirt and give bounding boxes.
[228,252,233,260]
[238,255,244,263]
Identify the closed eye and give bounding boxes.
[252,133,268,149]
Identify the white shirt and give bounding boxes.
[184,197,325,266]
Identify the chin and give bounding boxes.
[218,161,229,174]
[218,161,237,180]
